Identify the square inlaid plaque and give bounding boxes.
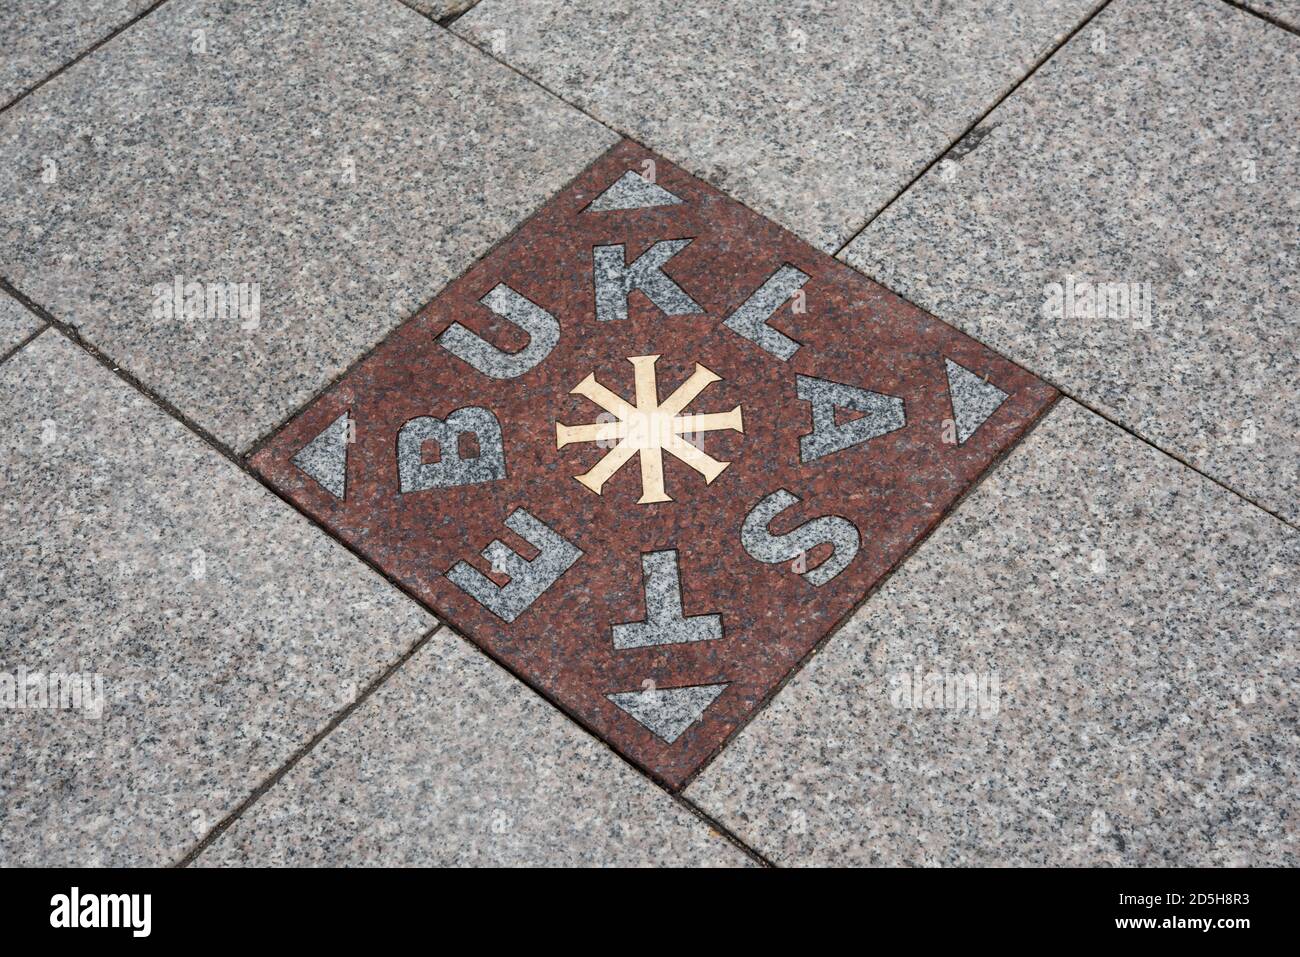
[252,140,1057,788]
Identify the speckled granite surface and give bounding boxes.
[0,293,41,356]
[0,0,148,106]
[1241,0,1300,29]
[0,0,616,452]
[843,0,1300,524]
[400,0,479,22]
[453,0,1103,251]
[687,400,1300,866]
[0,332,434,866]
[201,628,750,867]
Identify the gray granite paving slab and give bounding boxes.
[843,0,1300,524]
[687,400,1300,866]
[0,0,149,107]
[0,332,434,866]
[0,0,616,452]
[454,0,1102,251]
[200,628,750,867]
[0,293,42,357]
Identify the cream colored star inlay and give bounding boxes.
[555,354,744,504]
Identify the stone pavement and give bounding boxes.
[1,0,1295,867]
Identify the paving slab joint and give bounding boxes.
[0,0,172,116]
[175,624,445,867]
[831,0,1117,258]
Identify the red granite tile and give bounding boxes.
[251,140,1057,789]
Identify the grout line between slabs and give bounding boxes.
[1050,388,1299,533]
[830,0,1116,258]
[2,278,247,467]
[673,794,775,867]
[174,623,444,867]
[0,0,173,117]
[436,23,680,184]
[832,0,1296,260]
[1219,0,1300,35]
[439,3,486,26]
[395,0,488,27]
[0,322,49,366]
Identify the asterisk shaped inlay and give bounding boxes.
[555,354,744,503]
